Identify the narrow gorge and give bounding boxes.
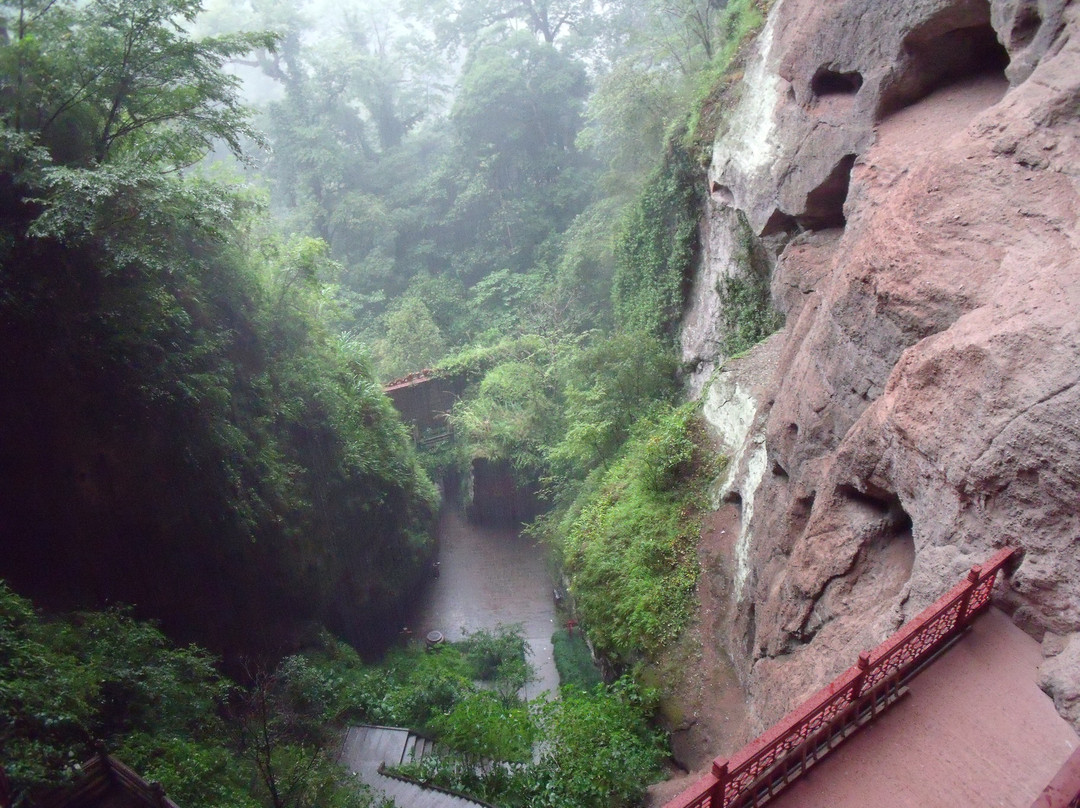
[2,0,1078,805]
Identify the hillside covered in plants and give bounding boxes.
[0,0,440,658]
[0,0,780,805]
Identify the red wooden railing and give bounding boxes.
[665,547,1019,808]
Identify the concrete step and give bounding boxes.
[340,725,488,808]
[409,734,439,762]
[402,733,418,765]
[340,726,409,768]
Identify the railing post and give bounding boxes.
[851,650,871,699]
[957,565,982,625]
[711,761,728,807]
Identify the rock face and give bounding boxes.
[683,0,1080,734]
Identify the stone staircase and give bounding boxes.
[401,731,443,765]
[339,725,487,808]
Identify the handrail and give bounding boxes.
[664,547,1019,808]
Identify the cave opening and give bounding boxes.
[877,2,1010,120]
[811,68,864,97]
[710,181,735,205]
[837,483,914,541]
[796,153,857,231]
[760,208,799,238]
[725,490,744,520]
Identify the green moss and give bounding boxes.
[612,141,702,338]
[718,212,785,356]
[557,404,719,663]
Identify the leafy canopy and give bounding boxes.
[1,0,275,167]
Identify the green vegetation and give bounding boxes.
[530,681,666,808]
[718,214,785,356]
[393,679,665,808]
[612,140,703,338]
[0,0,785,803]
[1,591,654,808]
[555,404,717,663]
[0,0,438,652]
[551,628,603,691]
[0,584,376,808]
[459,624,534,701]
[447,352,716,666]
[444,329,679,507]
[415,0,776,680]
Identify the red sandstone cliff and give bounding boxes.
[677,0,1080,761]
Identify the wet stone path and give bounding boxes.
[408,509,561,699]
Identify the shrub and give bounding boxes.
[530,679,666,808]
[459,624,534,701]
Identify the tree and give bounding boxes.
[595,0,751,75]
[406,0,595,49]
[372,296,448,380]
[452,33,586,190]
[643,0,728,70]
[439,32,594,285]
[232,659,370,808]
[579,59,678,188]
[238,0,455,306]
[0,0,275,167]
[0,587,252,807]
[0,0,440,663]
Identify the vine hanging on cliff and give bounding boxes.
[612,135,703,338]
[718,211,784,356]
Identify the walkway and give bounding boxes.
[339,725,487,808]
[408,509,560,699]
[764,608,1078,808]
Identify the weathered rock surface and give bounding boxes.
[681,0,1080,740]
[1039,632,1080,728]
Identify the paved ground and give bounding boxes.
[763,607,1079,808]
[408,509,561,700]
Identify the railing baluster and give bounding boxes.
[711,764,725,808]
